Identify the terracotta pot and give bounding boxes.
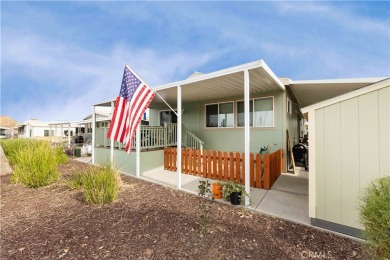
[212,183,223,199]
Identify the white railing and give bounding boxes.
[183,126,204,150]
[95,123,203,151]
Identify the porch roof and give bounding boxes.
[149,60,285,107]
[288,77,387,108]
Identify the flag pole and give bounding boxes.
[125,65,178,117]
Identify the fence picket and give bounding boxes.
[256,154,261,188]
[230,152,235,181]
[236,153,241,183]
[250,153,254,187]
[223,152,228,180]
[218,151,222,179]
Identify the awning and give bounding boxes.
[289,77,387,108]
[150,60,285,107]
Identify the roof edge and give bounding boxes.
[291,77,387,85]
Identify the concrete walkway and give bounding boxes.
[142,166,310,226]
[0,146,12,176]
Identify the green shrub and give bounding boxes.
[359,176,390,259]
[1,139,67,188]
[67,163,122,205]
[10,141,60,188]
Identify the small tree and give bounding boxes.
[359,176,390,259]
[198,180,213,234]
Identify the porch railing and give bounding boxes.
[164,147,283,190]
[95,123,204,151]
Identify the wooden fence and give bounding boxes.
[164,148,283,190]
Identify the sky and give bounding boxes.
[1,1,389,123]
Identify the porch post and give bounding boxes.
[177,85,182,189]
[244,69,250,206]
[110,101,114,164]
[67,124,71,148]
[91,105,96,164]
[136,123,141,177]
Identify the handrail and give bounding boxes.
[95,123,204,151]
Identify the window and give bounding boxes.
[236,97,274,127]
[205,102,234,128]
[237,100,253,127]
[44,130,54,137]
[159,110,177,126]
[287,97,292,115]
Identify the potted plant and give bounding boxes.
[222,181,249,205]
[211,182,223,199]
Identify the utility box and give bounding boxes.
[74,148,81,157]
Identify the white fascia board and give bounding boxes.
[259,60,285,90]
[291,77,387,85]
[153,59,282,91]
[302,78,390,113]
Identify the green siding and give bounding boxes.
[149,90,286,154]
[94,148,164,175]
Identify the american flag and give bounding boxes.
[107,66,155,153]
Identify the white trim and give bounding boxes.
[308,110,316,218]
[302,78,390,113]
[291,77,386,85]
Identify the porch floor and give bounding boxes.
[141,166,310,226]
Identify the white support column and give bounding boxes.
[49,125,52,143]
[61,125,63,143]
[110,101,114,164]
[177,85,182,189]
[244,69,250,206]
[91,105,96,164]
[67,124,71,148]
[308,110,316,219]
[136,123,141,177]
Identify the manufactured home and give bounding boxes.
[91,60,389,236]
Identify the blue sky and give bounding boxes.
[1,1,389,122]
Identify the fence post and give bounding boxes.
[263,154,270,189]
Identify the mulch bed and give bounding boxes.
[1,159,368,259]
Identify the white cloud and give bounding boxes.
[2,29,217,122]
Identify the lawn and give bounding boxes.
[1,159,366,259]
